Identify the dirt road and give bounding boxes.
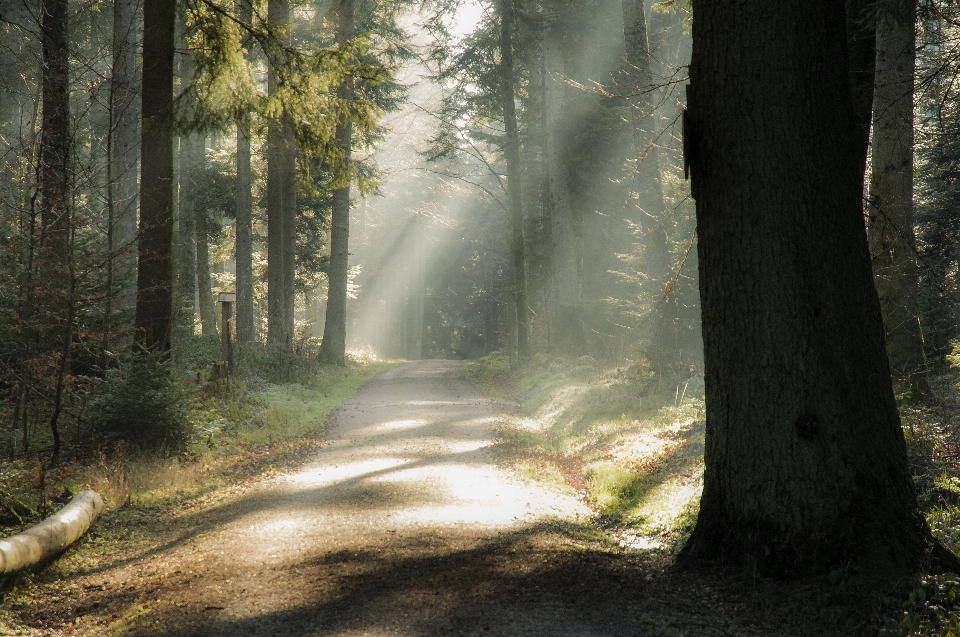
[25,361,661,636]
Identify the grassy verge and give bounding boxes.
[463,352,704,551]
[0,356,398,629]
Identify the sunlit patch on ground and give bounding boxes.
[375,418,427,431]
[284,457,411,488]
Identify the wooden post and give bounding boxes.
[218,292,236,374]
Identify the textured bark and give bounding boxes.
[867,1,929,398]
[110,0,139,314]
[320,0,355,367]
[235,0,256,344]
[39,0,71,463]
[680,0,954,576]
[544,11,583,356]
[499,0,529,360]
[266,0,296,352]
[39,0,70,268]
[135,0,175,352]
[0,491,103,574]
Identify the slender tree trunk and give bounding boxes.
[176,140,199,337]
[622,0,675,376]
[39,0,70,282]
[867,0,929,398]
[235,0,256,344]
[679,0,955,576]
[110,0,138,316]
[135,0,176,352]
[499,0,529,360]
[266,0,296,352]
[191,138,219,338]
[544,10,583,356]
[320,0,355,367]
[39,0,71,461]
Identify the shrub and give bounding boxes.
[85,352,191,451]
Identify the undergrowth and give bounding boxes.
[464,351,705,551]
[0,347,398,540]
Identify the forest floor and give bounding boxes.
[0,358,948,636]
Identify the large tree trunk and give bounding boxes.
[266,0,296,352]
[235,0,256,345]
[867,0,929,398]
[135,0,175,352]
[319,0,355,367]
[109,0,138,319]
[499,0,529,360]
[679,0,955,576]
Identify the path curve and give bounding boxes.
[97,361,654,636]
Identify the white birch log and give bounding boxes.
[0,490,104,574]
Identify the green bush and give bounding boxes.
[85,352,191,451]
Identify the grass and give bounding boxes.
[0,353,399,636]
[465,352,705,549]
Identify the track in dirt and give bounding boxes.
[36,360,662,636]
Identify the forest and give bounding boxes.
[2,0,960,634]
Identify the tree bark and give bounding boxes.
[39,0,70,295]
[109,0,138,316]
[39,0,71,462]
[320,0,355,367]
[0,490,103,574]
[499,0,529,360]
[235,0,256,345]
[867,0,929,398]
[679,0,955,576]
[135,0,176,352]
[266,0,296,352]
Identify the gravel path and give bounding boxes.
[31,360,658,636]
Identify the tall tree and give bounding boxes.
[39,0,70,273]
[191,137,219,337]
[135,0,176,352]
[621,0,676,376]
[679,0,956,575]
[39,0,71,462]
[499,0,529,359]
[235,0,256,344]
[108,0,139,319]
[544,7,583,356]
[320,0,355,366]
[868,0,929,398]
[266,0,297,352]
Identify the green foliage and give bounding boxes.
[84,353,191,451]
[460,351,512,382]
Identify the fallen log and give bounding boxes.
[0,490,103,574]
